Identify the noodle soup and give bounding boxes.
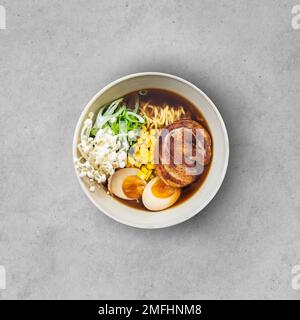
[74,88,213,211]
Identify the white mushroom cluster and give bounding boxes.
[74,112,129,192]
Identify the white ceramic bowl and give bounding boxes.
[73,72,229,229]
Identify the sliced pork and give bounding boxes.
[155,119,212,188]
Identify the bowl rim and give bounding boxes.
[72,72,229,229]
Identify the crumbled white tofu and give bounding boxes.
[128,130,135,139]
[75,112,129,192]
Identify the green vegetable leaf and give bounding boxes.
[110,122,119,135]
[90,126,99,137]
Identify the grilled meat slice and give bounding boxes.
[155,119,212,188]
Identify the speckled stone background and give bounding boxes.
[0,0,299,300]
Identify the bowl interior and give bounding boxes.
[73,73,229,228]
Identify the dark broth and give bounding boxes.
[112,88,213,211]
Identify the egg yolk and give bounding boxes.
[151,179,178,199]
[122,175,146,199]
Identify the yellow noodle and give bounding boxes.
[140,102,186,129]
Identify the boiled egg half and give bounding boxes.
[108,168,146,200]
[142,177,181,211]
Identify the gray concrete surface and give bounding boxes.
[0,0,300,300]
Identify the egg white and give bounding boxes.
[142,177,181,211]
[108,168,140,200]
